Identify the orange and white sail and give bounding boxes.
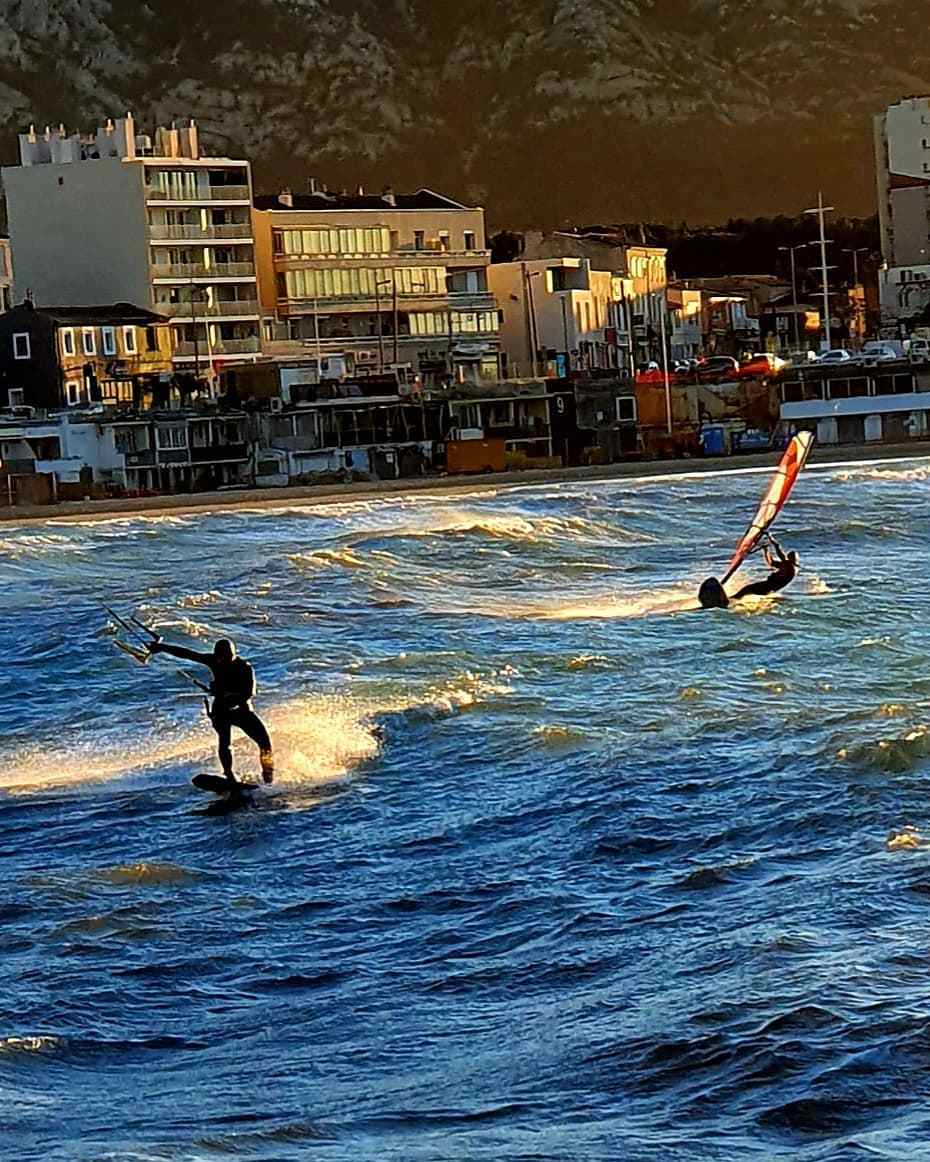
[721,432,814,584]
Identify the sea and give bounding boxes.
[3,457,930,1160]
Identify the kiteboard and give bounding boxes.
[191,772,259,814]
[699,432,814,608]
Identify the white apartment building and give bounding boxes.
[874,97,930,331]
[2,114,262,376]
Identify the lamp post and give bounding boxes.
[373,278,386,372]
[842,248,869,347]
[526,269,542,376]
[777,244,807,351]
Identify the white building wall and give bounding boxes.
[3,159,151,307]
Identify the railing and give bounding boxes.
[146,185,250,202]
[269,434,323,453]
[123,449,155,467]
[150,223,254,241]
[159,300,260,318]
[189,442,249,463]
[152,262,256,280]
[173,338,261,356]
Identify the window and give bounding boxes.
[464,231,476,251]
[8,388,23,408]
[414,230,424,250]
[81,328,96,356]
[617,397,637,423]
[156,424,187,449]
[277,226,391,257]
[123,326,137,354]
[12,332,30,360]
[146,326,158,352]
[101,327,116,356]
[438,231,450,251]
[66,381,81,405]
[61,328,76,356]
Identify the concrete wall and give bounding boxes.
[4,159,151,307]
[889,187,930,266]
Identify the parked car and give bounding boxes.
[787,349,819,365]
[861,341,901,363]
[908,336,930,362]
[741,352,787,376]
[817,349,855,364]
[697,355,740,381]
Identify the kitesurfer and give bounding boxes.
[730,536,798,600]
[148,637,274,785]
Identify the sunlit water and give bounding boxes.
[3,459,930,1159]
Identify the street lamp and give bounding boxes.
[777,244,808,351]
[842,247,869,288]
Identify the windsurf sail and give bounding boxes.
[721,432,814,585]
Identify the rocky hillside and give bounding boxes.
[0,0,925,225]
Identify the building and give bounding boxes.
[873,97,930,331]
[503,230,668,369]
[781,358,930,445]
[667,287,703,362]
[251,184,500,386]
[0,407,252,497]
[488,257,634,378]
[0,239,13,313]
[2,115,262,378]
[0,301,173,411]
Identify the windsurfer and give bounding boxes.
[698,537,798,608]
[731,536,798,600]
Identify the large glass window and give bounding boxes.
[283,266,445,301]
[276,226,391,257]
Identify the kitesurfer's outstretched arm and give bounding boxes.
[148,641,215,668]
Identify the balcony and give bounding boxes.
[146,185,250,203]
[152,263,256,280]
[189,442,249,463]
[150,224,254,241]
[160,300,260,318]
[123,449,155,467]
[269,434,323,453]
[173,338,261,357]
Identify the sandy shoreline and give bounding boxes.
[1,441,928,525]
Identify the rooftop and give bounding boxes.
[10,302,168,325]
[254,187,474,213]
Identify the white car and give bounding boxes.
[817,349,855,364]
[861,342,901,362]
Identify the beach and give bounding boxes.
[3,439,929,524]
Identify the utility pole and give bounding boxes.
[804,192,835,352]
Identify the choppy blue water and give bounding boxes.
[4,458,930,1160]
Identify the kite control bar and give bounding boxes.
[105,606,211,694]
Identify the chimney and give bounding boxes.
[278,188,293,208]
[308,176,319,195]
[382,184,396,207]
[357,184,365,196]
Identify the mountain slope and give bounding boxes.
[0,0,923,224]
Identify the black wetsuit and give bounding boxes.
[156,645,271,779]
[732,551,797,600]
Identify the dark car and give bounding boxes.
[697,355,740,382]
